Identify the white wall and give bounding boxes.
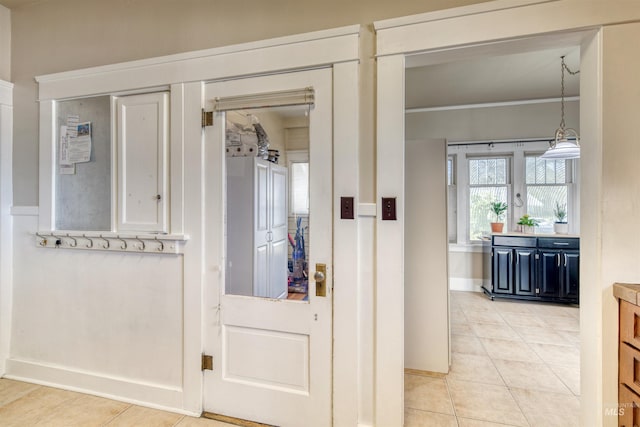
[0,80,12,375]
[8,214,186,408]
[405,139,449,373]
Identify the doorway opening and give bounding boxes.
[403,40,582,426]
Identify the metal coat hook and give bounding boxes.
[155,236,164,252]
[134,236,145,251]
[66,234,77,248]
[116,235,127,250]
[83,234,93,248]
[35,232,48,247]
[98,235,110,249]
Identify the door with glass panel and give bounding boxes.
[203,68,333,427]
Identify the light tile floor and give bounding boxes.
[0,290,579,426]
[0,379,236,427]
[405,290,580,427]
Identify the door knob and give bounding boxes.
[315,264,327,297]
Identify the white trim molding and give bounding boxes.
[374,1,640,425]
[35,25,360,101]
[0,79,12,376]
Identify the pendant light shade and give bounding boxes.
[541,128,580,159]
[541,56,580,160]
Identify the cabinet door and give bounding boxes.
[514,248,536,296]
[254,160,270,297]
[538,250,561,298]
[117,92,169,232]
[492,248,513,294]
[562,250,579,300]
[268,164,288,299]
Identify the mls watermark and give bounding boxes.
[604,402,635,417]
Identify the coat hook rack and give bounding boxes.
[35,231,185,254]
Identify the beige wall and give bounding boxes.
[0,5,8,81]
[406,100,579,141]
[449,251,483,282]
[9,0,489,206]
[598,23,640,425]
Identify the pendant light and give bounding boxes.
[541,56,580,159]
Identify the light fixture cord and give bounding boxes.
[560,56,580,130]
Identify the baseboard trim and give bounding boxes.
[4,358,198,416]
[449,278,482,293]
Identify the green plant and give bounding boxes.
[554,202,567,223]
[490,201,508,222]
[517,214,539,227]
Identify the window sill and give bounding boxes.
[448,243,485,253]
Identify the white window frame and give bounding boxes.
[286,149,309,216]
[466,154,512,242]
[523,152,575,234]
[448,140,580,249]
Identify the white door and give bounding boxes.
[203,68,333,427]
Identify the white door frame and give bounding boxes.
[374,1,640,425]
[32,26,359,419]
[0,79,13,376]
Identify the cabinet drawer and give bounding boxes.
[621,300,640,350]
[619,384,640,427]
[493,235,536,247]
[621,343,640,396]
[537,237,579,249]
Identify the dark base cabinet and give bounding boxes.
[482,235,579,304]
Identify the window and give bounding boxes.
[287,150,309,215]
[447,156,457,243]
[448,140,579,246]
[468,157,509,240]
[525,156,570,234]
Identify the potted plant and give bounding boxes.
[553,202,569,234]
[489,201,508,233]
[517,214,539,234]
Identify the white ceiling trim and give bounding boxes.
[35,25,360,100]
[374,0,557,31]
[36,24,359,83]
[406,96,579,113]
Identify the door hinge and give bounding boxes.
[202,109,213,127]
[202,354,213,371]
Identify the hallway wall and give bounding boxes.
[9,0,489,206]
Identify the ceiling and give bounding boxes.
[405,45,581,110]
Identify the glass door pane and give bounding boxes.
[225,106,310,301]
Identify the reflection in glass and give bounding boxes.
[225,107,310,301]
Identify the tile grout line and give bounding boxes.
[479,297,533,427]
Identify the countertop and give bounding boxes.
[490,232,581,238]
[613,283,640,305]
